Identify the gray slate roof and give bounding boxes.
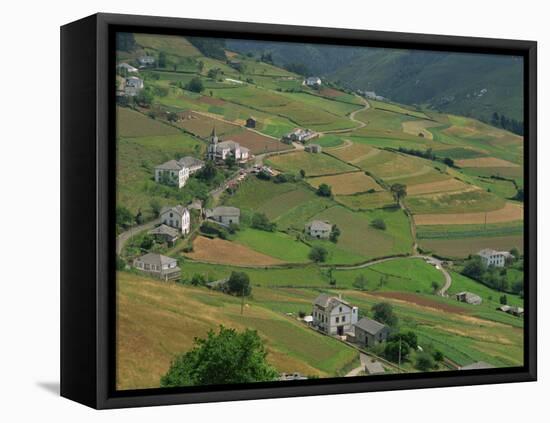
[307,220,332,231]
[148,224,179,238]
[155,159,183,171]
[135,253,177,267]
[160,205,188,216]
[207,206,240,217]
[313,294,350,311]
[178,156,204,168]
[354,317,387,336]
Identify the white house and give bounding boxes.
[138,55,155,66]
[282,128,317,143]
[312,294,358,336]
[160,205,191,235]
[124,76,144,96]
[133,253,180,281]
[477,249,513,268]
[154,160,190,188]
[117,62,139,73]
[305,76,322,87]
[207,127,250,162]
[305,220,332,239]
[205,206,240,226]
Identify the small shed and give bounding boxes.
[305,144,322,154]
[353,317,390,347]
[245,116,257,128]
[455,291,482,305]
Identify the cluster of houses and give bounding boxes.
[311,294,390,349]
[116,60,153,97]
[282,128,318,144]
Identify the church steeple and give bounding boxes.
[210,125,218,144]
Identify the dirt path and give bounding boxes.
[317,96,370,135]
[345,352,368,377]
[116,218,161,255]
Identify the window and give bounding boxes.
[342,316,346,322]
[339,307,342,312]
[336,317,339,323]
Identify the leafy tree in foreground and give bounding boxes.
[116,205,134,229]
[160,326,278,387]
[309,245,328,263]
[415,352,436,372]
[185,77,204,93]
[372,302,398,327]
[384,340,410,362]
[316,183,332,197]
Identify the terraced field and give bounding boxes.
[266,151,356,176]
[307,172,382,195]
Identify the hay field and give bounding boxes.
[414,202,524,225]
[307,172,382,195]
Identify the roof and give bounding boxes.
[135,253,177,267]
[354,317,387,336]
[178,156,204,168]
[456,291,482,300]
[459,361,495,371]
[478,248,510,258]
[215,140,240,149]
[303,316,313,323]
[208,206,240,217]
[160,205,188,217]
[313,294,350,311]
[148,224,179,238]
[155,159,182,171]
[307,220,332,232]
[364,360,385,375]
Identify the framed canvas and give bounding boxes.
[60,13,537,409]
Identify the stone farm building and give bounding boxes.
[148,224,180,245]
[124,76,144,96]
[154,156,204,188]
[160,205,191,235]
[207,127,250,162]
[353,317,390,347]
[312,294,358,336]
[245,116,257,128]
[306,220,332,239]
[305,76,322,87]
[117,62,139,73]
[133,253,180,281]
[305,143,322,153]
[283,128,317,143]
[138,55,155,66]
[497,305,524,317]
[477,248,513,268]
[455,291,482,305]
[205,206,240,226]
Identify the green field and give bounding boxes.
[233,228,311,263]
[267,152,357,176]
[406,189,505,214]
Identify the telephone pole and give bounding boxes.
[240,286,245,315]
[398,337,402,373]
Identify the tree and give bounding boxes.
[353,274,368,291]
[158,51,167,68]
[329,224,341,243]
[371,218,386,230]
[415,352,435,371]
[136,88,154,107]
[433,350,444,362]
[309,245,328,263]
[196,160,218,181]
[299,169,306,179]
[197,60,205,73]
[116,205,133,229]
[190,273,207,286]
[390,183,407,204]
[372,302,398,327]
[224,155,237,169]
[160,326,278,387]
[510,247,520,259]
[431,281,440,294]
[316,183,332,197]
[185,77,204,93]
[462,256,485,280]
[227,271,251,296]
[500,294,508,305]
[443,157,455,167]
[116,255,126,271]
[251,212,276,232]
[384,340,410,362]
[388,331,417,350]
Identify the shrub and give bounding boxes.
[309,245,328,262]
[371,218,386,230]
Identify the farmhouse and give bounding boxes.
[455,291,482,305]
[477,248,513,268]
[207,127,250,162]
[245,116,257,128]
[305,76,322,87]
[138,55,155,66]
[312,294,358,336]
[133,253,180,281]
[353,317,390,347]
[154,160,190,188]
[148,224,180,245]
[124,76,144,96]
[160,205,191,235]
[178,156,205,174]
[117,62,139,73]
[497,305,524,317]
[305,220,332,239]
[205,206,240,226]
[282,128,318,143]
[304,143,322,154]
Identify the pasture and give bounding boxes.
[266,151,356,176]
[335,192,396,210]
[117,107,180,138]
[419,235,524,258]
[413,202,523,225]
[233,228,311,263]
[406,189,505,215]
[307,172,382,195]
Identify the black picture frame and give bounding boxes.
[61,12,537,409]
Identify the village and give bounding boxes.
[114,37,525,389]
